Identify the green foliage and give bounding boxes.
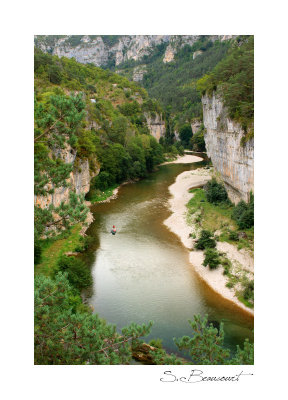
[56,255,92,290]
[203,248,221,269]
[76,130,96,158]
[149,338,163,349]
[195,229,216,250]
[179,123,193,147]
[35,273,153,364]
[100,35,122,47]
[229,339,254,365]
[243,280,254,302]
[174,314,228,364]
[205,178,229,204]
[34,48,166,234]
[232,193,254,229]
[228,230,239,241]
[118,100,141,116]
[174,314,253,365]
[34,241,42,265]
[140,39,230,121]
[34,48,53,71]
[88,135,163,196]
[190,124,206,151]
[34,192,89,242]
[142,98,162,114]
[66,35,84,47]
[48,64,62,84]
[35,275,253,365]
[197,36,254,128]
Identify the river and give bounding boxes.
[83,155,253,358]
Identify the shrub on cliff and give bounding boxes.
[204,178,229,204]
[195,230,216,250]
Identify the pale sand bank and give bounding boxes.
[164,168,254,316]
[164,169,211,248]
[99,154,203,204]
[161,154,203,165]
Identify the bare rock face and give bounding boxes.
[191,118,201,134]
[132,65,147,82]
[35,35,236,67]
[144,112,165,142]
[202,93,254,203]
[193,50,203,60]
[163,44,175,63]
[34,143,99,209]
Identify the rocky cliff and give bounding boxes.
[35,35,236,67]
[202,93,254,203]
[34,143,99,209]
[144,112,165,141]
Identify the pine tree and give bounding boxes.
[174,314,253,365]
[34,273,153,365]
[174,314,230,364]
[34,93,89,242]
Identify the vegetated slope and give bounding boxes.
[116,37,232,131]
[196,36,254,204]
[34,48,167,250]
[197,36,254,134]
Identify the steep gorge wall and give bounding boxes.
[144,112,165,141]
[34,144,99,209]
[202,93,254,203]
[35,35,236,67]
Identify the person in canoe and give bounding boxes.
[111,225,117,235]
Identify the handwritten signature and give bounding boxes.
[160,370,253,383]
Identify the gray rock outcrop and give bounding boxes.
[35,35,236,67]
[202,93,254,203]
[144,112,165,141]
[34,143,99,209]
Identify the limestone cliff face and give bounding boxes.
[163,44,175,63]
[202,93,254,203]
[132,65,147,82]
[193,50,203,60]
[36,35,171,67]
[35,35,235,67]
[191,118,201,134]
[144,112,165,142]
[34,144,99,209]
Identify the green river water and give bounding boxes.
[83,155,253,358]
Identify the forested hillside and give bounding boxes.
[115,37,233,138]
[34,48,171,261]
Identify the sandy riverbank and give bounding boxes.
[95,154,204,205]
[164,167,254,317]
[161,154,203,165]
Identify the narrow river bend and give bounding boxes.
[83,156,253,357]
